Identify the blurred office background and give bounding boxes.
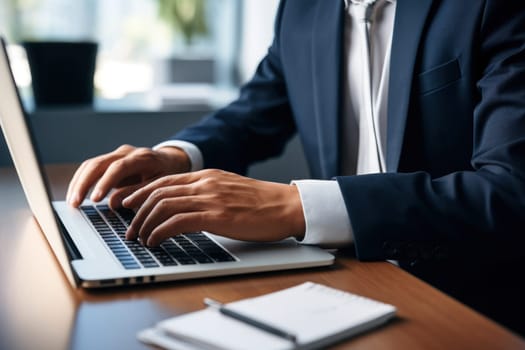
[0,0,309,182]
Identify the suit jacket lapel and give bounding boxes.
[387,0,434,171]
[311,1,345,179]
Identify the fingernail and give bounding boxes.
[70,194,80,206]
[90,190,102,202]
[122,196,132,207]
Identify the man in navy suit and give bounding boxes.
[68,0,525,334]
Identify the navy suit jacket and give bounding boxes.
[173,0,525,333]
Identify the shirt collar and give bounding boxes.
[344,0,395,9]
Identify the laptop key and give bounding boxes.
[176,258,197,265]
[123,263,141,270]
[115,207,135,225]
[194,256,214,264]
[211,255,236,262]
[142,262,159,268]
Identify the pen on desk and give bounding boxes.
[203,297,298,344]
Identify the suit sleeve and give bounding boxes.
[336,0,525,263]
[170,0,295,175]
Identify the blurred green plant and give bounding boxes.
[158,0,208,46]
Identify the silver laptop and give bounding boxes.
[0,38,334,288]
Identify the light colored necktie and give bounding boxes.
[354,0,386,174]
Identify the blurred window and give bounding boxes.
[0,0,242,109]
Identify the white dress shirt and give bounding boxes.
[155,0,396,247]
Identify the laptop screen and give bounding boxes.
[0,38,77,287]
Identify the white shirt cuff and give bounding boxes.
[153,140,204,172]
[292,179,354,247]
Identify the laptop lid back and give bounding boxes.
[0,38,77,287]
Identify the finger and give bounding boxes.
[68,156,115,206]
[108,183,145,209]
[137,197,207,244]
[66,161,88,205]
[122,172,200,209]
[67,145,135,206]
[90,147,170,203]
[147,212,206,246]
[90,156,143,202]
[125,185,196,240]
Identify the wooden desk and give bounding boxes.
[1,164,524,350]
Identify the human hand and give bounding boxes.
[121,169,306,246]
[66,144,190,208]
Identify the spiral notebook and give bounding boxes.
[137,282,397,350]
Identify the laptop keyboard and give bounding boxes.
[80,205,236,270]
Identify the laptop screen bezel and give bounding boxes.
[0,37,79,287]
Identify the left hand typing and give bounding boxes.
[122,169,306,246]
